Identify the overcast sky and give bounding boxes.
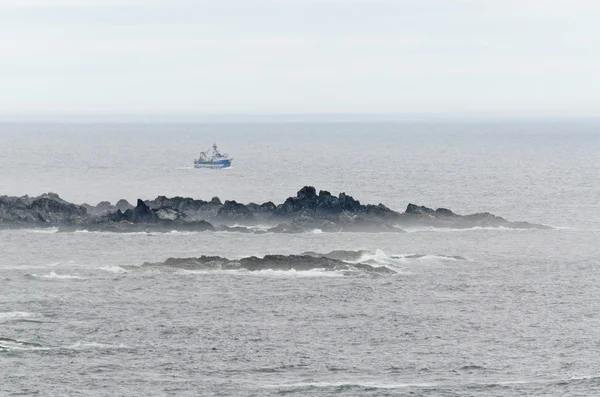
[0,0,598,119]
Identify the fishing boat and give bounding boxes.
[194,143,233,169]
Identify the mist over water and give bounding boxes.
[2,122,600,396]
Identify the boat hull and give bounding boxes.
[194,159,232,169]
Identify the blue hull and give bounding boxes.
[194,159,232,169]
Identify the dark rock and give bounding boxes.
[115,199,134,212]
[0,186,551,232]
[0,192,87,225]
[435,208,455,217]
[217,200,253,219]
[132,199,158,223]
[141,253,396,275]
[406,203,436,216]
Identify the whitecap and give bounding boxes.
[403,226,523,233]
[0,312,35,319]
[166,230,206,235]
[64,341,130,350]
[268,381,437,390]
[98,266,128,274]
[26,227,59,234]
[29,272,87,280]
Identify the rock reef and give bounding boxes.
[0,186,550,233]
[140,252,396,276]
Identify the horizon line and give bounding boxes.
[1,112,600,124]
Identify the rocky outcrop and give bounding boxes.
[0,186,551,232]
[141,253,396,275]
[0,193,87,226]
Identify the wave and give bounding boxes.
[339,249,468,268]
[3,227,60,234]
[270,381,437,392]
[231,224,271,232]
[72,229,211,236]
[270,374,600,392]
[0,337,44,352]
[0,338,129,353]
[74,229,150,235]
[4,261,63,270]
[27,271,87,280]
[65,341,130,351]
[392,253,468,261]
[0,312,35,319]
[177,268,346,278]
[98,266,128,274]
[403,225,529,233]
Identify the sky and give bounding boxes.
[0,0,598,120]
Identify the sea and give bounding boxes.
[1,121,600,396]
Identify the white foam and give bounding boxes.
[403,226,522,233]
[354,249,391,263]
[21,227,59,234]
[231,223,271,231]
[30,272,87,280]
[310,229,324,234]
[65,341,129,350]
[0,341,48,351]
[74,230,153,236]
[392,254,467,262]
[269,381,437,389]
[0,311,35,319]
[98,266,128,274]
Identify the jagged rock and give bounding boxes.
[115,199,133,212]
[0,193,87,225]
[156,208,181,221]
[0,187,551,232]
[217,200,253,219]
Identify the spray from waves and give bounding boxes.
[343,250,468,270]
[26,271,87,280]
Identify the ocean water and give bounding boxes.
[2,121,600,396]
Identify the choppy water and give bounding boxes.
[2,121,600,396]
